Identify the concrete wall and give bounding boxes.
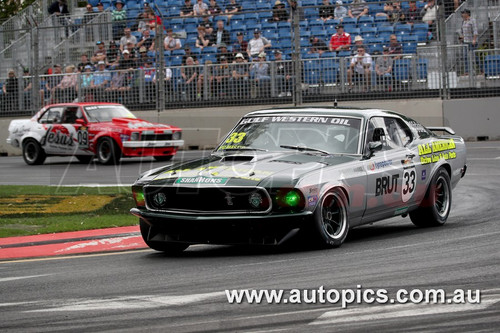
[2,97,492,155]
[443,97,500,141]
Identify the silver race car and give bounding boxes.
[131,107,467,253]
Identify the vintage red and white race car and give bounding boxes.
[6,103,184,165]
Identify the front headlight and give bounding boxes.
[130,132,140,141]
[273,188,305,212]
[132,186,145,207]
[172,131,182,140]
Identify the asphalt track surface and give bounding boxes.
[0,142,499,332]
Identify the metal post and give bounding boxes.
[31,16,41,113]
[437,3,449,99]
[291,2,302,106]
[156,21,165,121]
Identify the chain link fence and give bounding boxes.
[1,0,500,117]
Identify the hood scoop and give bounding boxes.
[221,155,255,163]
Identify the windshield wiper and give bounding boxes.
[212,147,268,156]
[279,144,330,155]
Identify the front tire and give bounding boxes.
[97,137,121,165]
[410,168,451,227]
[312,189,349,248]
[22,139,46,165]
[139,220,189,253]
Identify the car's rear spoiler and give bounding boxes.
[426,127,456,135]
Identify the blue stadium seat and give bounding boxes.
[412,23,429,43]
[393,59,411,82]
[378,25,394,39]
[484,55,500,78]
[172,49,186,56]
[394,23,412,38]
[322,59,339,84]
[417,59,428,82]
[342,17,357,27]
[303,53,320,59]
[344,27,360,36]
[358,15,374,27]
[361,26,377,39]
[402,42,417,54]
[321,51,336,58]
[202,46,218,54]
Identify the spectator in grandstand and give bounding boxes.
[231,53,250,99]
[405,1,422,26]
[273,1,289,22]
[421,0,437,39]
[183,45,199,65]
[140,59,156,102]
[213,56,232,98]
[119,28,137,53]
[213,20,231,47]
[107,41,121,67]
[53,65,77,103]
[250,52,271,97]
[22,68,32,109]
[352,35,365,54]
[77,53,93,73]
[164,28,182,52]
[444,0,461,18]
[376,2,406,24]
[83,3,97,42]
[329,24,351,52]
[153,65,173,97]
[388,34,402,59]
[347,46,372,92]
[96,2,104,12]
[111,0,127,40]
[201,15,214,35]
[135,12,149,33]
[91,61,111,100]
[310,36,329,55]
[2,70,19,111]
[48,0,70,38]
[118,50,137,70]
[125,41,139,60]
[217,43,233,63]
[208,0,222,17]
[318,0,335,22]
[46,65,64,103]
[137,47,149,67]
[247,29,272,60]
[273,50,294,97]
[136,28,154,52]
[334,0,348,22]
[459,8,478,75]
[288,0,305,22]
[225,0,242,21]
[80,65,94,101]
[196,25,212,50]
[348,0,368,20]
[375,46,393,91]
[180,57,199,101]
[232,32,249,60]
[105,69,131,103]
[194,0,209,16]
[146,8,162,31]
[180,0,195,17]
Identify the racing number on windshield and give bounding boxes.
[402,167,416,203]
[77,129,89,148]
[225,132,246,144]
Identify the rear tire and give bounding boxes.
[312,189,349,248]
[22,139,46,165]
[139,220,189,253]
[153,155,174,162]
[410,168,451,227]
[97,137,121,165]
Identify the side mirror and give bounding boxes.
[75,118,86,125]
[372,127,385,142]
[363,141,383,160]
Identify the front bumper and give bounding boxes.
[131,208,313,245]
[122,140,184,148]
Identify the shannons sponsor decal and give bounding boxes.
[175,177,229,185]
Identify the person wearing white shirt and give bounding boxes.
[347,46,372,91]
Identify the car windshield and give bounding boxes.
[216,115,362,155]
[84,105,136,122]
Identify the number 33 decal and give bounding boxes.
[402,167,416,203]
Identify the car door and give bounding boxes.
[42,106,81,155]
[362,116,417,221]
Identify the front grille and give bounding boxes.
[144,186,271,214]
[141,133,173,141]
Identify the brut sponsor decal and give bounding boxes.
[375,174,399,196]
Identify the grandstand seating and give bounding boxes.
[484,55,500,79]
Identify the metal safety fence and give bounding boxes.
[1,0,500,117]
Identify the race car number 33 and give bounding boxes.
[402,167,416,203]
